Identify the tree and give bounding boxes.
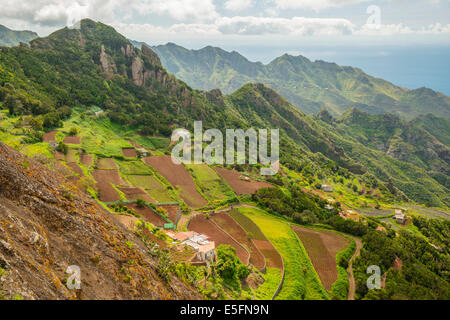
[5,95,19,115]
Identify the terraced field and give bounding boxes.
[291,226,350,291]
[145,156,207,208]
[126,175,173,203]
[186,164,236,202]
[229,208,282,269]
[188,214,249,264]
[215,167,272,195]
[211,211,265,270]
[238,207,328,300]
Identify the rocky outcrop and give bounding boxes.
[99,45,117,79]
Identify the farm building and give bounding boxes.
[321,184,333,192]
[166,231,215,262]
[394,210,406,224]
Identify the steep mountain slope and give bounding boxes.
[0,25,38,47]
[0,19,448,207]
[0,142,199,300]
[411,113,450,148]
[151,43,450,120]
[337,108,449,174]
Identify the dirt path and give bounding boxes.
[347,237,363,300]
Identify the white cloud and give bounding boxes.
[269,0,371,11]
[217,16,354,35]
[224,0,254,11]
[144,0,218,21]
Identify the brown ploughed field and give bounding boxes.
[215,167,272,195]
[124,203,167,227]
[144,156,207,208]
[63,136,81,144]
[211,212,265,270]
[188,214,249,264]
[291,225,350,291]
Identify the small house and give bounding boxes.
[346,210,360,222]
[321,184,333,192]
[394,210,406,224]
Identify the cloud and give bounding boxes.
[224,0,254,11]
[269,0,371,11]
[217,16,354,35]
[144,0,218,21]
[116,16,355,38]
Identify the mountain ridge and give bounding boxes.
[150,42,450,120]
[0,24,38,47]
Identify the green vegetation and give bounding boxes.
[250,268,282,300]
[215,244,250,291]
[353,230,450,300]
[331,238,356,300]
[0,24,37,47]
[153,43,450,119]
[239,206,328,300]
[187,164,236,203]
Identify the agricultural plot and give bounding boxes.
[63,136,81,144]
[92,169,125,203]
[126,175,173,203]
[145,156,207,208]
[239,207,328,300]
[80,154,94,166]
[215,167,272,195]
[157,204,180,224]
[115,159,152,175]
[186,164,236,202]
[118,187,153,203]
[65,149,78,163]
[122,148,137,158]
[188,214,249,264]
[67,163,83,177]
[229,209,282,269]
[43,130,58,142]
[291,226,350,291]
[97,158,119,170]
[124,203,167,227]
[211,211,265,270]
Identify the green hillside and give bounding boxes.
[0,19,448,209]
[0,24,38,47]
[151,43,450,120]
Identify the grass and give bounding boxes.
[186,164,236,203]
[126,175,173,202]
[238,207,329,300]
[115,159,152,175]
[250,268,282,300]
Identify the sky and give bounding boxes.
[1,0,450,93]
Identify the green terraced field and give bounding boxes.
[239,206,329,300]
[186,164,236,202]
[126,175,173,203]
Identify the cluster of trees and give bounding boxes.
[252,186,335,225]
[215,245,250,291]
[353,230,450,300]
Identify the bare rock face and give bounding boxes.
[99,45,117,79]
[0,142,200,300]
[131,56,145,87]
